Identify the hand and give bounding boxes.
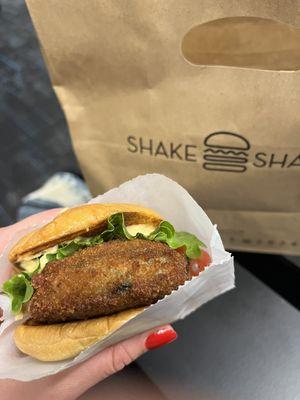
[0,210,177,400]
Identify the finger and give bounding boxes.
[8,208,61,232]
[0,209,61,254]
[56,325,177,399]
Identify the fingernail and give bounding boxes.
[145,328,178,350]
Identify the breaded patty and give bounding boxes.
[28,239,188,323]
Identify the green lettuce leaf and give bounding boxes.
[100,212,133,241]
[2,273,33,315]
[146,221,205,258]
[167,231,205,259]
[45,253,57,263]
[147,221,175,241]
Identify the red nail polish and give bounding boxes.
[145,328,178,350]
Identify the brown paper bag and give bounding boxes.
[26,0,300,255]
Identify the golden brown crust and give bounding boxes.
[9,204,162,263]
[28,239,187,324]
[14,307,144,361]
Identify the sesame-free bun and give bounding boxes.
[14,307,144,361]
[9,204,162,263]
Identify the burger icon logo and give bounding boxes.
[203,131,250,173]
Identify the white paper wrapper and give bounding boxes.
[0,174,234,381]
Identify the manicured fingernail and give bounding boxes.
[145,328,178,350]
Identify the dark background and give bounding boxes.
[0,0,80,226]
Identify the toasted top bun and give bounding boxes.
[9,203,163,263]
[14,307,144,361]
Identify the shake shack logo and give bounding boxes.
[203,132,250,173]
[127,132,300,172]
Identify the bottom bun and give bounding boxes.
[14,308,144,362]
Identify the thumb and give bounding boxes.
[55,325,177,399]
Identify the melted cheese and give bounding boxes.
[19,245,58,272]
[126,224,156,236]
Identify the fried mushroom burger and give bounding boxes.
[2,203,210,361]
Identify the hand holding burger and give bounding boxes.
[0,209,178,400]
[1,203,210,362]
